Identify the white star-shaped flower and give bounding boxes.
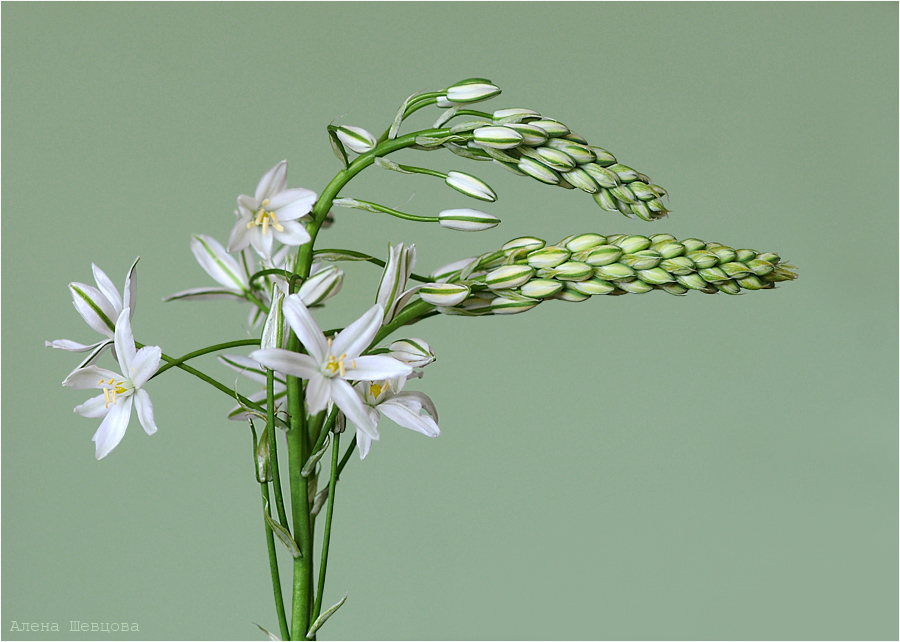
[355,376,439,459]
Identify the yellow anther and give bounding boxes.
[261,198,271,207]
[270,212,285,232]
[262,215,269,236]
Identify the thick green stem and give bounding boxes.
[372,299,436,347]
[261,485,290,640]
[267,370,290,531]
[286,375,314,640]
[151,339,260,378]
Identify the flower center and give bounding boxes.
[369,380,391,399]
[325,353,347,377]
[246,199,285,235]
[99,377,128,408]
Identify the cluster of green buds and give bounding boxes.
[419,233,797,315]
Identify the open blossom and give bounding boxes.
[62,309,161,459]
[355,376,439,459]
[218,354,287,421]
[251,296,412,437]
[228,160,317,259]
[46,258,139,370]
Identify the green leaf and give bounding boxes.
[253,623,281,641]
[326,124,349,169]
[306,592,348,639]
[301,433,330,478]
[263,500,301,559]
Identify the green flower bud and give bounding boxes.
[735,275,769,290]
[526,246,571,268]
[430,256,475,282]
[581,163,620,188]
[756,252,781,265]
[564,233,607,253]
[502,236,545,252]
[609,184,637,205]
[654,241,686,259]
[299,265,344,308]
[746,259,775,277]
[659,256,696,275]
[545,139,596,164]
[720,262,751,279]
[519,278,564,298]
[709,245,737,264]
[438,208,500,231]
[492,159,527,176]
[697,267,729,282]
[583,245,623,266]
[440,294,496,316]
[619,250,662,270]
[562,167,600,193]
[529,119,569,137]
[445,82,501,103]
[491,295,540,315]
[562,131,589,145]
[473,126,524,149]
[389,338,436,367]
[606,163,640,183]
[476,143,520,163]
[525,146,576,171]
[592,188,618,211]
[445,171,497,202]
[659,282,689,296]
[485,265,535,290]
[614,235,652,253]
[616,279,654,294]
[593,262,636,281]
[589,147,617,166]
[628,181,658,201]
[517,156,561,184]
[492,108,541,124]
[715,279,742,295]
[650,233,677,244]
[681,238,706,252]
[419,283,471,306]
[554,285,591,302]
[568,278,617,295]
[545,261,593,281]
[686,250,718,269]
[675,272,708,290]
[505,123,549,146]
[636,267,675,285]
[735,249,757,263]
[334,125,377,154]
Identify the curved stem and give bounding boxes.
[336,435,357,480]
[340,198,438,223]
[372,299,436,347]
[312,249,432,283]
[151,339,261,378]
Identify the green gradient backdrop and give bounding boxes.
[3,3,897,640]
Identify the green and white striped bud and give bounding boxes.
[445,82,501,104]
[542,261,593,281]
[491,295,540,315]
[505,123,549,146]
[299,265,344,307]
[526,246,570,268]
[445,171,497,202]
[472,126,524,149]
[431,256,475,282]
[545,139,597,164]
[389,338,436,368]
[564,233,607,253]
[492,108,541,124]
[614,235,653,254]
[562,167,599,193]
[555,285,591,302]
[593,263,636,281]
[519,278,564,298]
[568,278,617,296]
[502,236,545,252]
[619,250,662,270]
[589,147,618,166]
[376,243,418,324]
[261,288,286,350]
[583,245,623,266]
[517,157,560,184]
[485,265,535,290]
[334,125,377,154]
[438,208,500,231]
[527,146,576,171]
[418,282,471,307]
[529,119,569,137]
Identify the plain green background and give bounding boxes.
[2,3,897,640]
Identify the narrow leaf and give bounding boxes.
[301,432,330,478]
[253,622,282,641]
[263,499,301,558]
[306,592,348,639]
[389,91,421,140]
[313,248,376,263]
[327,125,349,169]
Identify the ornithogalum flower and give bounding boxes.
[218,355,288,421]
[355,376,440,459]
[228,160,317,259]
[63,309,161,459]
[45,258,139,369]
[250,296,412,437]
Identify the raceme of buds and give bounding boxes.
[389,339,436,368]
[433,233,797,317]
[438,209,500,232]
[445,171,497,202]
[335,125,377,154]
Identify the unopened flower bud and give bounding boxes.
[517,157,560,184]
[472,126,524,149]
[438,209,500,232]
[564,234,607,253]
[335,125,377,154]
[445,171,497,202]
[502,237,545,252]
[485,265,535,290]
[568,278,617,296]
[686,250,718,269]
[492,108,541,123]
[431,256,476,282]
[583,245,623,266]
[614,235,652,254]
[529,119,569,137]
[562,167,599,193]
[389,338,436,368]
[526,246,570,269]
[445,82,501,103]
[620,251,662,270]
[593,263,636,281]
[418,282,471,306]
[299,265,344,307]
[545,261,593,281]
[490,296,540,315]
[519,278,564,298]
[554,286,590,302]
[616,279,654,294]
[505,123,549,146]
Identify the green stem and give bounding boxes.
[336,435,357,480]
[312,249,432,283]
[268,370,290,531]
[286,377,314,640]
[312,432,341,623]
[151,339,261,378]
[340,198,439,223]
[372,299,436,347]
[393,163,447,179]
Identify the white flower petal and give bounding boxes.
[251,349,320,380]
[92,264,123,315]
[130,345,162,388]
[123,258,139,316]
[92,395,134,460]
[113,309,136,373]
[273,219,311,247]
[227,215,253,253]
[191,235,248,292]
[357,426,373,460]
[281,296,328,364]
[45,338,103,352]
[255,160,288,202]
[330,304,384,360]
[305,374,331,415]
[378,397,440,437]
[74,393,112,419]
[394,390,439,424]
[268,188,317,219]
[70,283,117,338]
[331,378,378,438]
[63,365,122,389]
[343,355,412,381]
[134,389,157,435]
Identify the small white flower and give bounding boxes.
[165,235,251,302]
[228,160,317,259]
[46,258,139,369]
[63,309,161,459]
[251,296,412,437]
[375,243,420,324]
[334,125,377,154]
[355,376,439,459]
[219,355,288,421]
